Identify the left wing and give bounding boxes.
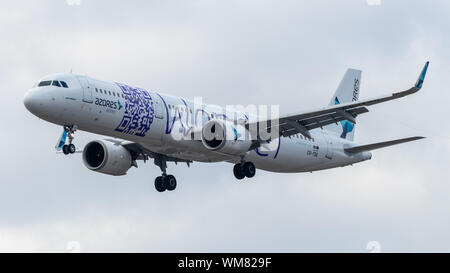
[246,62,429,139]
[105,139,192,166]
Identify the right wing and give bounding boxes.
[246,62,429,140]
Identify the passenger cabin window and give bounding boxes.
[38,80,52,87]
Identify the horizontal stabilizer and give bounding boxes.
[344,136,425,154]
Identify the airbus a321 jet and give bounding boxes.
[24,62,429,192]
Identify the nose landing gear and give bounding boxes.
[60,125,77,155]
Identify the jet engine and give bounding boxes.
[201,120,252,156]
[82,140,133,176]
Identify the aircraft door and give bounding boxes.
[77,76,93,103]
[323,132,334,160]
[154,94,164,119]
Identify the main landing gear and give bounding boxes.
[233,161,256,180]
[154,175,177,192]
[62,125,77,155]
[154,155,177,192]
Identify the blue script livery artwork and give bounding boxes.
[114,82,155,137]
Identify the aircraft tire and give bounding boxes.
[62,145,70,155]
[164,175,177,191]
[68,144,76,154]
[233,164,245,180]
[243,162,256,178]
[155,176,166,192]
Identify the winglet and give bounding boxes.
[415,61,429,89]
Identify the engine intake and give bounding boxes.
[82,140,133,176]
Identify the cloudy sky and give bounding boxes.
[0,0,449,252]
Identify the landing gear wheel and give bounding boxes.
[164,175,177,191]
[233,164,245,180]
[68,144,76,154]
[62,145,70,155]
[59,125,77,155]
[243,162,256,178]
[155,176,166,192]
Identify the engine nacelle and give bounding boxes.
[201,120,252,156]
[82,140,133,176]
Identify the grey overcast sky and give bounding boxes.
[0,0,449,252]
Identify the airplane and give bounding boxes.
[23,62,429,192]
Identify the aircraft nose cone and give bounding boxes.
[24,89,41,116]
[24,90,34,111]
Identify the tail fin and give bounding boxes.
[324,68,362,142]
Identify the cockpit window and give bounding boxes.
[38,80,52,87]
[37,80,69,88]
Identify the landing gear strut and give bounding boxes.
[62,125,77,155]
[233,161,256,180]
[154,155,177,192]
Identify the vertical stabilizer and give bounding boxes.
[324,68,362,141]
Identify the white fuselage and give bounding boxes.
[24,73,372,173]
